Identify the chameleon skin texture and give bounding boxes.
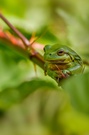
[44,44,84,84]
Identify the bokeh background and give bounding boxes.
[0,0,89,135]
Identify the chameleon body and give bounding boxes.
[44,44,83,84]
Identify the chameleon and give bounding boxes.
[44,44,84,84]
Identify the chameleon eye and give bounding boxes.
[57,50,64,56]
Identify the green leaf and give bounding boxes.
[56,1,89,55]
[0,0,51,32]
[0,78,58,110]
[0,41,31,90]
[63,72,89,115]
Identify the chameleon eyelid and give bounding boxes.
[57,49,65,56]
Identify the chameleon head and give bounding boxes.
[44,44,77,64]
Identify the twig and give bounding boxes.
[0,13,45,69]
[0,13,30,48]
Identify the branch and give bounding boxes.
[0,13,45,69]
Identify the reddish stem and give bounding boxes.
[0,13,45,69]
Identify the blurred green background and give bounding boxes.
[0,0,89,135]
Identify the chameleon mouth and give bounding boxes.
[46,59,69,64]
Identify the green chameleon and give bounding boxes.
[44,44,84,84]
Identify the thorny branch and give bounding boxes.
[0,13,45,69]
